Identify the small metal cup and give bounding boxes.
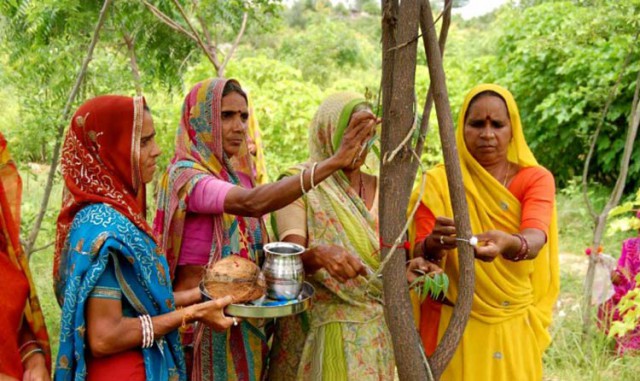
[262,242,305,300]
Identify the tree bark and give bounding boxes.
[411,0,451,180]
[25,0,112,255]
[380,0,432,380]
[419,1,475,378]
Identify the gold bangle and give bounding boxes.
[21,347,43,363]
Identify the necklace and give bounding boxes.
[502,161,510,188]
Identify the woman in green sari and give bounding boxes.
[269,92,433,380]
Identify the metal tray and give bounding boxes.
[200,281,314,319]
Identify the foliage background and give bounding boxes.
[1,0,640,378]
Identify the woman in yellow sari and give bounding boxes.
[410,84,559,380]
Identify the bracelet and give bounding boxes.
[18,340,38,353]
[146,314,155,347]
[299,168,307,195]
[510,233,530,261]
[139,315,148,348]
[310,162,318,189]
[21,347,44,363]
[139,314,154,348]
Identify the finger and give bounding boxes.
[341,261,359,280]
[347,256,367,276]
[213,295,235,308]
[435,216,455,226]
[352,121,375,142]
[330,269,347,283]
[435,225,457,236]
[349,111,376,126]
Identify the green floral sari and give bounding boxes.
[268,93,395,381]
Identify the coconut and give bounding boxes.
[203,255,266,303]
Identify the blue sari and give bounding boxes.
[55,203,186,381]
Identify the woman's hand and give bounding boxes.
[332,111,378,169]
[192,295,237,332]
[0,374,19,381]
[304,244,368,283]
[420,217,457,262]
[22,352,50,381]
[406,257,443,284]
[474,230,520,262]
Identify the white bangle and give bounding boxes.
[139,314,154,348]
[299,168,307,195]
[145,314,154,348]
[310,162,318,189]
[138,315,147,348]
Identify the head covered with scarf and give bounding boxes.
[154,78,263,275]
[409,83,559,355]
[53,95,185,380]
[0,133,51,373]
[268,92,394,381]
[54,95,153,299]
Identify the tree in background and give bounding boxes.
[468,0,640,190]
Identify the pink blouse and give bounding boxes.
[178,173,252,265]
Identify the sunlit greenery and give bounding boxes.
[2,0,640,379]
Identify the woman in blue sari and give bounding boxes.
[53,96,235,381]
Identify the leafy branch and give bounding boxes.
[25,0,113,256]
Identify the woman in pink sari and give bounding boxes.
[599,210,640,354]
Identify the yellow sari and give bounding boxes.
[409,84,559,380]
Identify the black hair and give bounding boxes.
[143,103,150,112]
[464,90,509,122]
[222,80,248,103]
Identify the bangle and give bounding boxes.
[510,233,529,261]
[139,314,154,348]
[21,347,44,363]
[139,315,148,348]
[18,340,38,353]
[310,162,318,189]
[145,314,154,348]
[299,168,307,195]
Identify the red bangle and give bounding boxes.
[510,233,529,261]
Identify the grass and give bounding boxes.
[19,166,640,379]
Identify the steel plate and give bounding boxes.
[200,281,314,319]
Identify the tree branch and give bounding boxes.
[581,34,640,335]
[581,31,639,219]
[414,0,451,160]
[191,0,218,68]
[122,31,142,96]
[420,1,475,378]
[171,0,220,72]
[219,12,248,77]
[25,0,112,256]
[386,0,452,53]
[142,0,197,41]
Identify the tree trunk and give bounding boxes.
[380,0,431,379]
[419,1,475,378]
[25,0,112,256]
